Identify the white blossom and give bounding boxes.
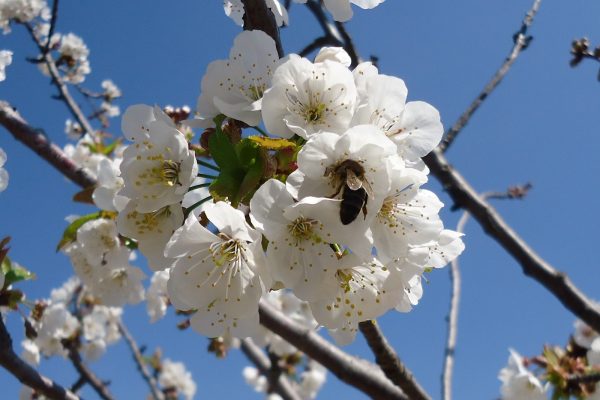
[146,269,170,322]
[371,167,444,262]
[262,54,357,139]
[34,303,79,357]
[0,0,49,34]
[573,319,599,349]
[93,158,128,212]
[21,339,40,366]
[120,104,197,213]
[101,79,122,100]
[64,119,83,140]
[298,360,327,399]
[117,201,183,271]
[195,30,279,127]
[49,276,80,304]
[0,147,8,192]
[166,201,270,338]
[63,134,108,179]
[498,349,548,400]
[0,49,12,81]
[310,255,395,345]
[250,179,340,301]
[314,47,351,67]
[158,359,197,400]
[351,67,443,165]
[55,33,91,84]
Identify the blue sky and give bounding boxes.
[1,0,600,398]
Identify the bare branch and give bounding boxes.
[241,0,284,58]
[567,372,600,386]
[442,186,530,400]
[65,342,115,400]
[118,322,164,400]
[303,0,360,67]
[240,338,302,400]
[299,36,338,58]
[0,101,96,188]
[334,20,361,68]
[439,0,543,153]
[423,148,600,333]
[24,23,96,138]
[259,301,408,400]
[0,318,80,400]
[358,320,431,400]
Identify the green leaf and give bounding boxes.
[56,211,116,251]
[2,260,35,287]
[208,116,240,173]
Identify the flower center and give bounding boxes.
[287,217,319,242]
[160,160,181,186]
[210,234,244,267]
[247,84,266,101]
[303,102,327,123]
[127,207,172,236]
[335,269,353,293]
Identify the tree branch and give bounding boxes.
[240,338,302,400]
[43,0,60,55]
[303,0,360,67]
[259,301,408,400]
[358,320,430,400]
[241,0,284,58]
[118,322,164,400]
[439,0,543,153]
[0,101,96,188]
[0,318,80,400]
[423,148,600,334]
[65,342,115,400]
[24,23,96,138]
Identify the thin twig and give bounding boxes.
[334,20,361,67]
[259,301,408,400]
[441,210,468,400]
[0,318,80,400]
[303,0,361,66]
[240,338,302,400]
[423,148,600,334]
[43,0,60,55]
[70,376,86,393]
[439,0,543,153]
[118,322,164,400]
[358,320,431,400]
[65,342,115,400]
[0,101,96,188]
[299,36,338,58]
[24,23,96,138]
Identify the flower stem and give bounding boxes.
[184,196,213,218]
[198,173,218,180]
[189,183,211,191]
[197,159,220,172]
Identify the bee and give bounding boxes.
[325,159,374,225]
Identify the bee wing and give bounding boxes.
[345,169,364,191]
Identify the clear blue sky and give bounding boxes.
[2,0,600,398]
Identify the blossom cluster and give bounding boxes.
[71,29,465,346]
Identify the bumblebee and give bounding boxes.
[325,159,373,225]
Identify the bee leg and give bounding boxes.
[362,196,368,220]
[328,184,343,199]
